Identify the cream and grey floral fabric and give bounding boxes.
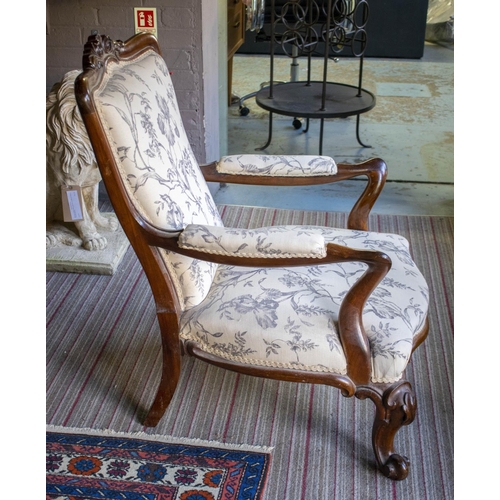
[179,224,327,258]
[93,48,429,383]
[217,155,337,176]
[94,50,223,309]
[179,226,429,383]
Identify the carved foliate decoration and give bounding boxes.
[82,34,124,71]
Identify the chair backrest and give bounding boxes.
[76,33,222,311]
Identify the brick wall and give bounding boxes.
[46,0,213,163]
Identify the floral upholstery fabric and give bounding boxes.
[179,226,429,383]
[92,48,429,383]
[217,155,337,176]
[94,50,223,309]
[179,224,327,258]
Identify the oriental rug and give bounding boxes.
[46,426,272,500]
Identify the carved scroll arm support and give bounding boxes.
[200,157,387,231]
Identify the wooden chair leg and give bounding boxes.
[356,381,417,480]
[143,312,182,427]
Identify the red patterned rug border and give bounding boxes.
[46,426,272,500]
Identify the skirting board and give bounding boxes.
[46,217,129,275]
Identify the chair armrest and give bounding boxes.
[216,154,337,177]
[178,224,327,258]
[200,157,387,231]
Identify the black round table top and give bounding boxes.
[255,81,376,119]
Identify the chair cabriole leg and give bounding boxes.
[356,380,417,480]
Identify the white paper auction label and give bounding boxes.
[61,185,84,222]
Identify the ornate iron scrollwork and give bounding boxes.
[272,0,369,58]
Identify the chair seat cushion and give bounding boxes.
[179,226,429,383]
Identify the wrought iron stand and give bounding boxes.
[254,0,375,154]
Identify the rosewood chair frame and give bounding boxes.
[75,32,429,481]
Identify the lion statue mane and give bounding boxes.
[46,69,118,251]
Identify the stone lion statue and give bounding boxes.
[46,70,118,251]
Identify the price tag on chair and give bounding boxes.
[61,185,84,222]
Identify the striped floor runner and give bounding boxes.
[46,205,454,499]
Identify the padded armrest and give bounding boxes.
[217,154,337,177]
[178,224,327,258]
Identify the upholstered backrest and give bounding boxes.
[93,48,223,310]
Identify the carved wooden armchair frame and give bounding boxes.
[75,32,429,481]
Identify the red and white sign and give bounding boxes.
[134,8,157,37]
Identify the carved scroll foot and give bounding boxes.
[357,381,417,480]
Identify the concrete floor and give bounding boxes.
[214,43,454,216]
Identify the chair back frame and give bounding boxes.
[75,33,183,319]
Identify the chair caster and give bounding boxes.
[239,106,250,116]
[292,118,302,129]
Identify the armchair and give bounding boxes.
[75,32,429,481]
